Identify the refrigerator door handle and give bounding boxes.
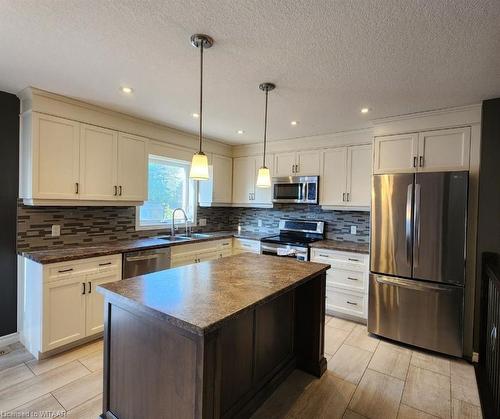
[405,184,413,266]
[375,275,453,293]
[414,183,421,267]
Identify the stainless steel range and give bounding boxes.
[260,219,325,261]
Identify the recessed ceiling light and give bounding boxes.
[361,107,370,114]
[192,113,200,118]
[237,130,244,134]
[291,121,298,126]
[120,86,133,94]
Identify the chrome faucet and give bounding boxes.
[171,208,189,237]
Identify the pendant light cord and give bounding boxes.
[199,42,204,153]
[263,89,268,167]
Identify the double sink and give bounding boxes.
[156,233,213,243]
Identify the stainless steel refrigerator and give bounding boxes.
[368,171,468,357]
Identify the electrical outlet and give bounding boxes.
[51,225,61,237]
[258,219,263,227]
[350,225,357,235]
[199,218,207,227]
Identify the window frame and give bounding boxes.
[136,154,198,231]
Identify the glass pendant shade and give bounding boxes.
[189,152,209,180]
[256,166,271,188]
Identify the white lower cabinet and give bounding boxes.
[20,254,122,358]
[171,239,233,268]
[311,248,369,321]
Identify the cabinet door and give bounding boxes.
[43,275,86,351]
[212,154,233,203]
[197,250,219,263]
[232,156,255,204]
[373,133,418,174]
[320,148,347,206]
[254,154,274,204]
[296,150,320,175]
[85,271,121,336]
[274,152,296,177]
[417,127,471,172]
[32,113,80,199]
[117,133,148,201]
[346,145,372,207]
[79,124,118,200]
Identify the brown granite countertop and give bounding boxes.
[97,253,330,335]
[309,239,369,254]
[20,231,272,264]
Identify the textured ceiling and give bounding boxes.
[1,0,499,144]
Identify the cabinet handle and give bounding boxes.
[75,182,79,194]
[346,301,358,306]
[346,192,350,202]
[119,185,122,196]
[413,156,417,168]
[58,268,73,273]
[296,164,299,173]
[419,156,424,167]
[99,262,112,266]
[348,258,360,262]
[82,282,86,295]
[347,277,359,281]
[114,185,118,196]
[222,243,230,246]
[319,254,330,258]
[88,281,92,294]
[342,192,346,202]
[291,165,295,173]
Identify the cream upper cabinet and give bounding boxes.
[346,145,372,207]
[321,144,371,209]
[374,127,471,174]
[274,150,320,176]
[79,124,118,200]
[296,150,321,176]
[43,274,87,351]
[321,148,347,206]
[232,156,256,204]
[417,127,470,172]
[32,113,80,200]
[373,133,419,174]
[274,152,296,177]
[117,133,148,201]
[199,154,233,206]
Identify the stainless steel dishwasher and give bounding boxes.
[122,247,171,279]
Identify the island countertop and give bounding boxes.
[98,253,330,336]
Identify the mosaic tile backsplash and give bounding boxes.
[17,201,370,251]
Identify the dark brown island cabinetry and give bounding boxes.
[98,253,329,419]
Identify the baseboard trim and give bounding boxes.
[0,332,19,347]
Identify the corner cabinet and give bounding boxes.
[19,254,122,358]
[373,127,471,174]
[198,154,233,206]
[20,112,148,206]
[320,144,371,209]
[232,155,273,206]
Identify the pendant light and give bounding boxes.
[189,34,213,180]
[256,82,275,188]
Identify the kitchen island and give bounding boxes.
[97,253,330,419]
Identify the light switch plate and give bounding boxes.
[350,225,357,235]
[199,218,207,227]
[51,225,61,237]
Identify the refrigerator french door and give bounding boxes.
[369,171,468,357]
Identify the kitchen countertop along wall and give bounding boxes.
[17,201,369,252]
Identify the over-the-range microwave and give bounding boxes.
[272,176,319,204]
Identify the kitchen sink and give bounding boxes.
[184,233,212,239]
[156,235,192,242]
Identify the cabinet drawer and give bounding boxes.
[327,268,365,292]
[326,287,365,318]
[233,238,260,253]
[46,255,121,282]
[311,249,367,271]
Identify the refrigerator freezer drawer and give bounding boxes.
[368,274,464,357]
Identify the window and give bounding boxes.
[137,155,196,229]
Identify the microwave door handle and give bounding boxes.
[304,182,309,201]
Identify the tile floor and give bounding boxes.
[0,316,482,419]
